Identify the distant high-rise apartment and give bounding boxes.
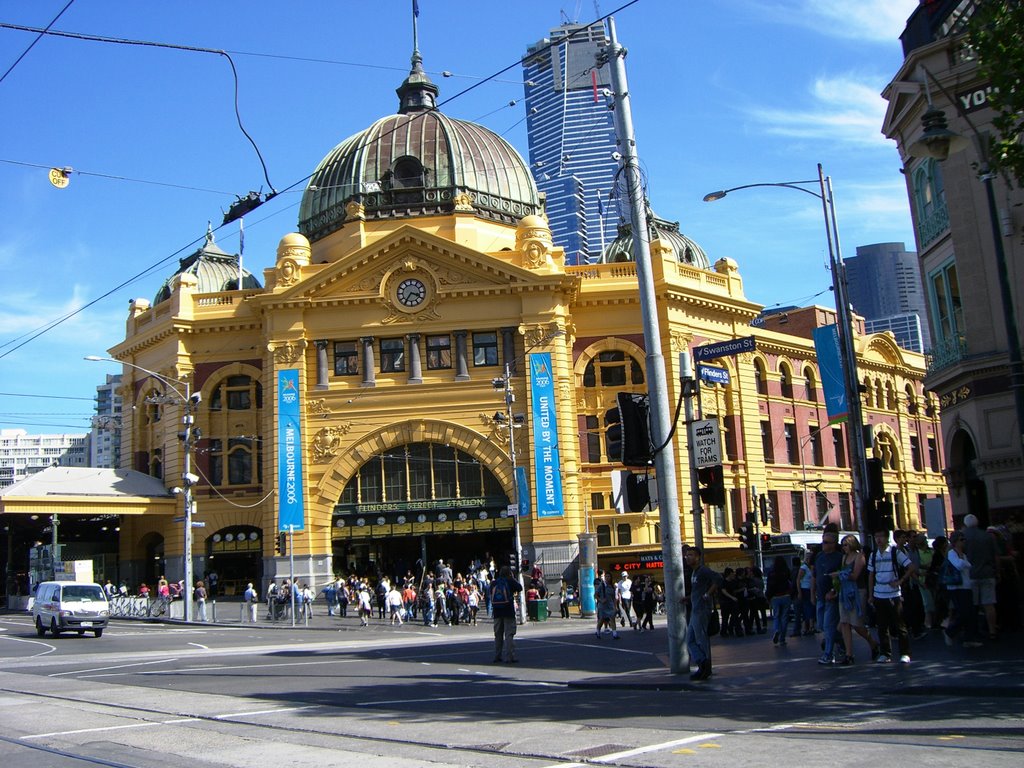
[845,242,931,352]
[90,373,122,469]
[523,21,620,265]
[0,429,89,488]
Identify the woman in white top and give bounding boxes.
[944,532,980,647]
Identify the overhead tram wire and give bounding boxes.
[0,1,76,86]
[0,23,275,195]
[0,0,644,360]
[0,159,234,195]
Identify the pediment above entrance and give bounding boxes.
[269,226,548,310]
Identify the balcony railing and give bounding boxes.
[926,334,967,374]
[917,202,950,247]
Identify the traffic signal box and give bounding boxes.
[604,392,653,467]
[738,514,755,550]
[697,464,726,506]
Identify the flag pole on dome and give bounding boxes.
[412,1,420,53]
[238,217,245,289]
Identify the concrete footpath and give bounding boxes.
[118,598,1024,699]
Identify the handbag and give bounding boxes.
[708,608,721,637]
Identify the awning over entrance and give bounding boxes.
[0,467,177,516]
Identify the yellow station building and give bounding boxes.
[2,54,949,595]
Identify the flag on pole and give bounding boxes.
[413,0,419,17]
[591,69,599,103]
[597,190,604,217]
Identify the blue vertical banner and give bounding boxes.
[813,324,848,424]
[515,466,529,519]
[277,369,305,531]
[529,352,564,519]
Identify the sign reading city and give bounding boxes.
[693,335,756,362]
[698,364,731,386]
[690,419,722,468]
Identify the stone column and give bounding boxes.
[407,334,422,384]
[315,340,329,389]
[454,331,470,381]
[360,336,376,387]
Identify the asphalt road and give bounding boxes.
[0,612,1021,768]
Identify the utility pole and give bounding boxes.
[603,16,687,674]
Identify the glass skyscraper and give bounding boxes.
[523,22,622,265]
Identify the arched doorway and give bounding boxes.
[206,526,263,597]
[332,441,513,581]
[949,429,988,526]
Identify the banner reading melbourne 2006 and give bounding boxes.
[277,369,305,531]
[529,353,564,519]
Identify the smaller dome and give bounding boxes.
[278,232,310,250]
[598,215,711,269]
[154,226,262,304]
[518,214,548,229]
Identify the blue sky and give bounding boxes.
[0,0,920,432]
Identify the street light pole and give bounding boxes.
[604,17,687,675]
[703,166,870,547]
[496,362,528,624]
[86,355,201,622]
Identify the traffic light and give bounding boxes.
[605,392,653,466]
[876,500,895,532]
[624,471,651,512]
[738,514,755,550]
[697,464,726,507]
[760,533,772,552]
[604,404,622,463]
[618,392,653,467]
[276,531,287,556]
[758,494,770,526]
[508,552,518,569]
[866,458,885,500]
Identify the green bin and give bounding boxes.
[527,599,548,621]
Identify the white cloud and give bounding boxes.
[758,0,920,43]
[747,74,891,147]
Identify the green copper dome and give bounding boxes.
[298,53,540,242]
[154,227,261,304]
[598,216,711,269]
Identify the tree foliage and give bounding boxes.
[968,0,1024,185]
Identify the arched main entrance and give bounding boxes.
[949,429,988,526]
[331,441,514,580]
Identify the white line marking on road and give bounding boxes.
[591,733,722,763]
[23,722,163,740]
[0,636,56,657]
[361,688,577,707]
[214,706,311,719]
[48,658,179,678]
[187,642,209,650]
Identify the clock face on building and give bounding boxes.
[396,278,426,307]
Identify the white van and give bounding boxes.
[32,581,109,637]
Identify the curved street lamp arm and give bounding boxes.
[85,355,189,401]
[703,180,822,202]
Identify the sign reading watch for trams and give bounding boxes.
[690,419,722,468]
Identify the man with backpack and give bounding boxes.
[868,529,917,663]
[490,565,523,663]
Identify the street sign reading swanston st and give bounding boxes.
[693,336,756,362]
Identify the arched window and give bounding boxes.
[206,373,262,488]
[391,155,426,189]
[863,376,874,407]
[804,367,817,402]
[779,364,794,399]
[905,384,918,415]
[755,359,768,396]
[580,348,645,465]
[913,159,948,245]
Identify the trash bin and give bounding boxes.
[527,599,548,622]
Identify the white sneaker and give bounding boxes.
[899,655,911,664]
[612,631,620,640]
